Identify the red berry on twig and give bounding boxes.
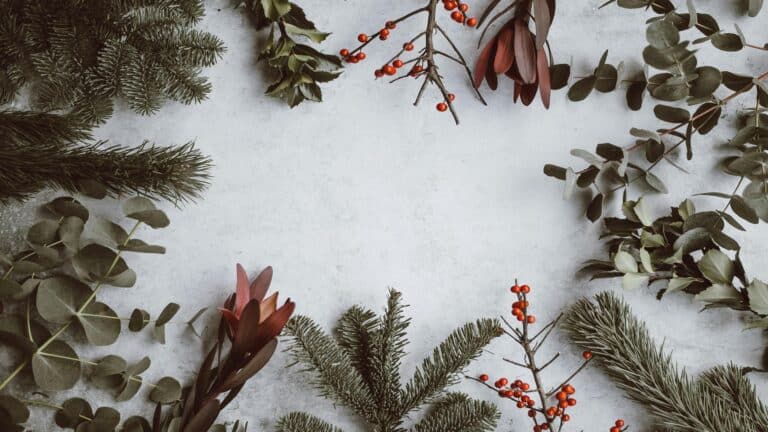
[479,374,489,382]
[357,33,368,42]
[385,20,396,29]
[582,351,593,360]
[393,59,404,68]
[404,42,414,51]
[467,17,478,27]
[340,49,349,57]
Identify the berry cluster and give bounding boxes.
[610,419,628,432]
[471,281,625,432]
[336,0,485,124]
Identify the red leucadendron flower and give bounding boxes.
[219,263,293,337]
[473,0,555,107]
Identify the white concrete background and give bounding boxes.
[4,0,768,430]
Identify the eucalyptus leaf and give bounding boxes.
[46,197,89,221]
[78,302,121,346]
[32,340,82,391]
[698,249,734,284]
[123,197,170,229]
[150,377,182,404]
[156,303,180,327]
[72,244,136,287]
[59,216,84,251]
[27,220,59,246]
[36,276,91,324]
[129,309,150,332]
[568,76,597,102]
[55,398,92,429]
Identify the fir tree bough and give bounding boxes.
[276,289,501,432]
[564,291,768,432]
[0,110,212,203]
[0,0,225,124]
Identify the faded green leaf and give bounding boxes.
[698,249,734,284]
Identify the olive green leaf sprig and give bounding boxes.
[0,0,225,124]
[542,1,768,338]
[0,110,212,203]
[0,194,186,430]
[235,0,343,107]
[276,289,501,432]
[564,291,768,432]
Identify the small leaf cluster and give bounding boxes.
[276,289,501,432]
[0,0,225,124]
[543,2,768,361]
[237,0,343,107]
[0,195,183,430]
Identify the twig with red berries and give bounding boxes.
[339,0,486,124]
[469,281,629,432]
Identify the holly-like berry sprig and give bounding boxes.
[469,281,629,431]
[339,0,486,124]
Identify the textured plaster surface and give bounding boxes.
[3,0,768,430]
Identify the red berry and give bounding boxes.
[447,93,455,101]
[502,390,514,397]
[563,384,575,394]
[520,382,530,391]
[512,307,522,316]
[567,398,577,406]
[380,28,390,37]
[583,351,593,360]
[356,52,366,61]
[444,1,457,10]
[348,56,359,64]
[521,284,531,293]
[459,3,469,12]
[467,17,478,27]
[610,428,621,432]
[514,379,523,388]
[528,410,537,418]
[404,42,414,51]
[436,102,448,112]
[479,374,489,382]
[393,59,404,68]
[558,400,568,409]
[374,69,384,78]
[526,315,536,324]
[555,391,567,401]
[357,33,368,42]
[511,284,521,293]
[615,420,625,427]
[562,414,571,422]
[340,48,349,57]
[385,20,396,29]
[516,401,525,408]
[451,11,464,22]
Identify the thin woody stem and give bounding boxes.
[435,24,487,105]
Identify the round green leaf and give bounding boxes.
[155,303,180,327]
[711,32,744,51]
[129,309,150,332]
[84,407,121,432]
[59,216,85,251]
[119,239,165,254]
[32,340,82,391]
[626,80,647,111]
[127,357,151,376]
[93,355,127,377]
[78,302,121,346]
[55,398,93,428]
[690,66,722,98]
[37,276,91,324]
[549,64,571,90]
[653,104,690,123]
[45,197,89,222]
[72,244,136,287]
[92,218,129,247]
[123,197,170,229]
[0,395,29,424]
[748,279,768,314]
[0,314,49,353]
[646,19,680,49]
[27,220,59,246]
[0,279,23,301]
[614,251,638,273]
[116,376,142,402]
[594,64,618,93]
[568,76,596,101]
[123,416,151,432]
[150,377,182,404]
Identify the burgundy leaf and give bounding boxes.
[534,0,552,50]
[537,47,551,108]
[218,338,278,391]
[233,300,261,354]
[547,0,556,22]
[234,264,250,316]
[521,83,538,105]
[248,299,295,352]
[493,26,515,74]
[249,266,273,301]
[474,36,497,88]
[184,399,220,432]
[513,80,521,102]
[514,20,537,84]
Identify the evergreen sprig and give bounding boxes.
[278,289,501,432]
[0,111,212,203]
[0,0,225,124]
[564,291,768,432]
[237,0,342,107]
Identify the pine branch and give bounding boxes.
[413,392,499,432]
[369,289,410,423]
[275,412,346,432]
[399,318,501,416]
[563,291,768,432]
[0,111,212,202]
[283,315,377,421]
[334,305,378,389]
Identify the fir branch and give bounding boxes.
[283,315,377,421]
[0,112,211,202]
[369,289,410,422]
[276,412,346,432]
[563,291,768,432]
[399,318,500,416]
[334,305,378,389]
[413,392,499,432]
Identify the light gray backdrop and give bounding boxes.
[3,0,768,430]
